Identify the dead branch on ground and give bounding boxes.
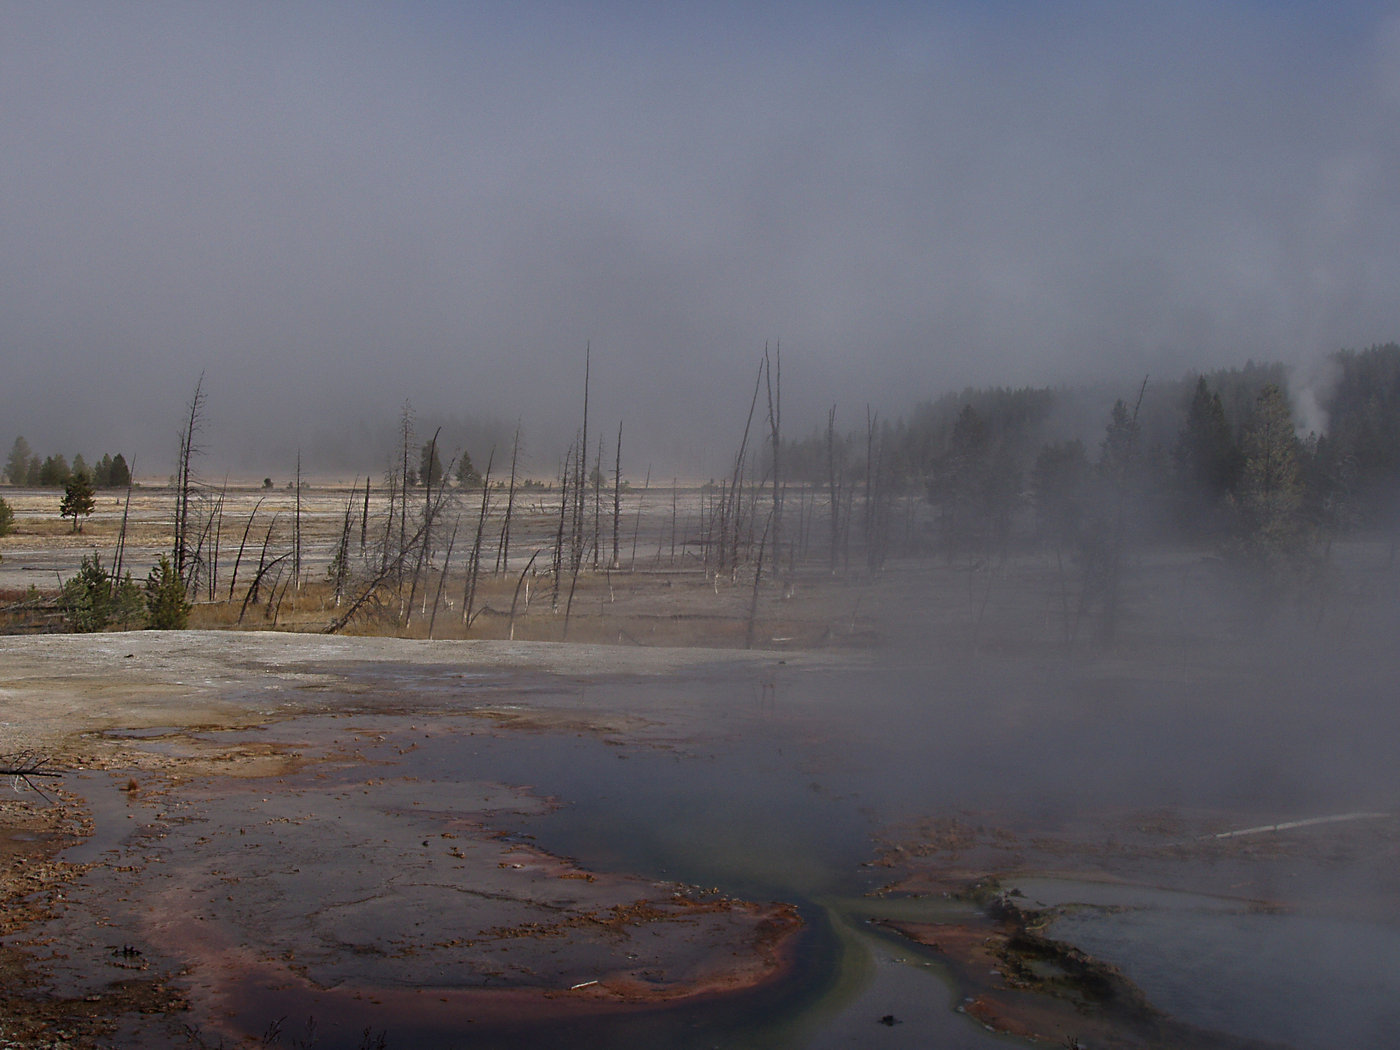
[2,751,63,801]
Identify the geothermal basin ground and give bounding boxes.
[2,602,1399,1049]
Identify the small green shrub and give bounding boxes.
[60,555,114,632]
[145,555,191,630]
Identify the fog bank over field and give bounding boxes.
[4,3,1400,475]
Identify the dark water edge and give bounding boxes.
[52,647,1400,1049]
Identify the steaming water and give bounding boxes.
[1022,877,1400,1048]
[51,653,1400,1048]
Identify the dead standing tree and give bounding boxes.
[630,465,650,568]
[238,514,282,623]
[427,517,461,638]
[591,437,604,570]
[827,405,842,573]
[173,373,207,587]
[206,479,228,601]
[186,480,227,602]
[293,452,303,590]
[331,481,358,607]
[404,430,451,629]
[764,343,783,576]
[611,421,623,570]
[395,402,415,590]
[551,443,575,612]
[495,423,521,575]
[462,448,495,628]
[717,358,765,578]
[111,459,136,598]
[562,347,591,584]
[227,497,266,602]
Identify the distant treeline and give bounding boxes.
[776,343,1400,555]
[4,437,132,488]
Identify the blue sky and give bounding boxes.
[4,2,1399,472]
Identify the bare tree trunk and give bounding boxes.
[563,442,586,639]
[764,342,783,576]
[827,405,841,573]
[239,547,285,624]
[321,519,429,635]
[744,512,773,650]
[208,480,228,600]
[574,345,590,576]
[111,463,135,597]
[463,449,495,628]
[270,565,294,626]
[611,421,623,569]
[333,482,356,607]
[243,515,279,612]
[592,437,603,570]
[227,498,264,602]
[428,517,460,639]
[841,477,855,573]
[711,480,726,575]
[507,549,543,641]
[552,446,572,612]
[293,452,303,589]
[864,406,876,568]
[397,402,414,591]
[187,496,221,601]
[381,466,396,576]
[630,465,649,568]
[724,357,765,575]
[496,423,520,574]
[360,473,371,551]
[404,429,444,630]
[174,373,206,585]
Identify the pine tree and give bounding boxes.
[145,555,191,629]
[1175,379,1239,494]
[456,451,483,488]
[1237,382,1305,555]
[1099,399,1139,481]
[4,436,33,485]
[1173,377,1240,536]
[1030,439,1089,546]
[419,442,444,489]
[60,555,114,632]
[60,471,96,532]
[110,453,131,488]
[40,454,70,487]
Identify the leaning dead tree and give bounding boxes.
[322,514,436,635]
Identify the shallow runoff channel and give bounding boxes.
[28,633,1400,1048]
